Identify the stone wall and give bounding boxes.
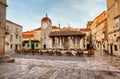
[5,20,23,52]
[0,0,7,57]
[107,0,120,55]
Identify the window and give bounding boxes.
[36,43,38,47]
[114,45,118,51]
[115,22,119,28]
[10,44,12,49]
[6,26,9,31]
[15,28,18,39]
[19,36,21,42]
[16,35,18,39]
[16,28,18,33]
[114,18,119,30]
[10,35,13,42]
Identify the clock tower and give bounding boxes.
[41,14,52,49]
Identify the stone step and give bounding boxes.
[0,55,15,63]
[4,58,15,63]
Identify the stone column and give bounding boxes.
[62,37,64,49]
[68,36,69,49]
[72,36,75,49]
[29,38,31,49]
[0,0,7,56]
[69,36,73,49]
[75,37,78,48]
[52,37,55,48]
[55,37,57,48]
[80,38,83,49]
[77,37,80,49]
[57,37,59,48]
[0,0,14,62]
[60,37,62,48]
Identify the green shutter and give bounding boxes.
[27,44,29,47]
[36,43,38,47]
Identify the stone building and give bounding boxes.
[5,20,23,52]
[0,0,7,60]
[107,0,120,55]
[40,15,85,49]
[22,22,60,50]
[95,11,108,51]
[23,14,86,50]
[22,31,40,49]
[40,14,52,49]
[49,31,85,49]
[86,11,108,51]
[79,28,91,49]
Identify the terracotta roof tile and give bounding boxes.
[62,26,78,31]
[49,31,85,37]
[52,26,59,29]
[41,16,51,23]
[22,31,34,38]
[80,28,91,31]
[94,11,107,24]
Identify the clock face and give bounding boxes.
[43,23,48,29]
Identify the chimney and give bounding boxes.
[58,23,61,30]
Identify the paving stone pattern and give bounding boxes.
[0,51,120,79]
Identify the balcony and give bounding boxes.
[5,30,10,35]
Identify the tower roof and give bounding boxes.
[41,14,51,23]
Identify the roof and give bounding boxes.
[41,15,51,23]
[80,28,91,31]
[49,31,86,37]
[87,21,93,28]
[22,31,34,38]
[33,27,41,31]
[93,11,107,25]
[52,26,59,29]
[62,26,78,31]
[96,11,107,23]
[88,11,107,28]
[6,20,23,28]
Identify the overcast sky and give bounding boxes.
[7,0,106,32]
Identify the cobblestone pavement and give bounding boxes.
[0,51,120,79]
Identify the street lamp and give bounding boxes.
[43,23,48,49]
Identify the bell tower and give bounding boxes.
[41,14,52,49]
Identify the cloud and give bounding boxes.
[48,0,106,27]
[7,0,106,31]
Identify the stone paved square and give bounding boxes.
[0,51,120,79]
